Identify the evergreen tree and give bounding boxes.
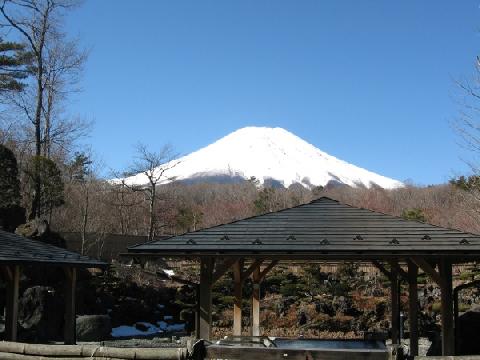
[25,156,64,218]
[0,39,31,92]
[67,152,92,182]
[0,144,20,207]
[401,208,426,222]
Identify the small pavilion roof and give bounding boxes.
[0,229,106,268]
[128,197,480,260]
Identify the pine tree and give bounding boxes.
[25,156,64,218]
[0,144,20,207]
[0,39,31,92]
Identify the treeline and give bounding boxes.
[52,174,480,242]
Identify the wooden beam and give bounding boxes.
[212,258,238,284]
[251,266,261,337]
[397,266,409,281]
[408,260,419,356]
[411,257,441,285]
[4,265,20,342]
[232,259,244,336]
[241,259,264,282]
[372,260,392,281]
[258,260,278,281]
[198,257,214,340]
[439,259,454,355]
[64,267,77,345]
[390,260,400,345]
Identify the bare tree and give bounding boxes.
[0,0,85,219]
[453,57,480,170]
[42,34,88,158]
[122,143,178,240]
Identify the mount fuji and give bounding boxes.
[124,127,403,189]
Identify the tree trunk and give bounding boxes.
[148,184,155,240]
[81,186,89,255]
[29,38,45,220]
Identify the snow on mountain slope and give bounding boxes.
[123,127,403,189]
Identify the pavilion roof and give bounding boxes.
[0,229,107,268]
[128,197,480,260]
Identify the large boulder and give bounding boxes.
[18,286,64,342]
[76,315,112,341]
[457,306,480,355]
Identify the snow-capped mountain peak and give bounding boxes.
[124,126,403,189]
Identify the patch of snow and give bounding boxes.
[111,321,185,338]
[163,269,175,277]
[122,127,403,190]
[111,323,161,337]
[164,315,173,320]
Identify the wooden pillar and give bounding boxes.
[390,261,400,345]
[64,267,77,345]
[232,259,243,336]
[4,265,20,342]
[251,266,260,337]
[439,259,454,355]
[408,261,419,356]
[198,257,214,340]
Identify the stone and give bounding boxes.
[18,286,64,342]
[457,306,480,355]
[135,322,149,332]
[76,315,112,342]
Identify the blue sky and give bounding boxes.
[66,1,480,185]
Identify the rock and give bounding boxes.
[426,331,442,356]
[457,306,480,355]
[18,286,64,342]
[135,322,149,332]
[315,300,335,316]
[15,219,65,247]
[110,297,153,327]
[76,315,112,341]
[298,311,307,326]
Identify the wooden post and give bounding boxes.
[64,267,77,345]
[198,257,214,340]
[251,266,260,337]
[232,259,243,336]
[408,260,419,356]
[439,259,454,355]
[390,261,400,345]
[4,265,20,342]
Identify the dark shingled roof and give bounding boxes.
[128,197,480,259]
[0,229,107,268]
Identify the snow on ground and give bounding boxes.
[123,127,403,190]
[111,321,186,338]
[162,269,175,277]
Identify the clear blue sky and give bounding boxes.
[66,1,480,185]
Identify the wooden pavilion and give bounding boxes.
[0,229,106,344]
[128,197,480,356]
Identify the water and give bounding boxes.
[273,339,386,350]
